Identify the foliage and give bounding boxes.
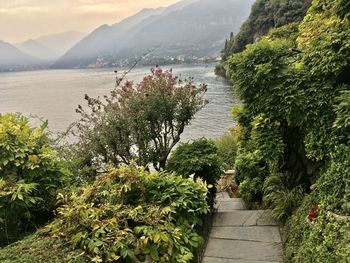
[263,173,304,222]
[285,145,350,262]
[0,113,68,244]
[0,234,88,263]
[333,90,350,143]
[74,68,207,176]
[251,115,285,168]
[224,0,350,259]
[234,150,266,205]
[214,132,238,170]
[47,165,209,263]
[216,0,311,77]
[166,138,222,185]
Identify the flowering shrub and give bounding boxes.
[48,165,209,263]
[75,68,207,176]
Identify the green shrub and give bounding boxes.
[234,151,265,185]
[0,113,68,244]
[214,132,238,170]
[47,165,209,263]
[285,145,350,262]
[251,115,285,168]
[263,173,304,222]
[234,151,267,205]
[166,138,222,185]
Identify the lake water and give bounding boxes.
[0,64,237,142]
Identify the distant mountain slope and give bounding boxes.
[15,39,55,61]
[54,8,166,68]
[55,0,254,68]
[36,31,86,57]
[15,31,86,61]
[0,40,39,67]
[121,0,255,57]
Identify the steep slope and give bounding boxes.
[0,40,40,68]
[215,0,312,76]
[222,0,312,60]
[54,8,167,68]
[55,0,254,68]
[120,0,255,58]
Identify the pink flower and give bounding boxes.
[154,67,163,76]
[122,80,132,91]
[138,82,145,90]
[125,80,132,87]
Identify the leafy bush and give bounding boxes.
[0,113,68,244]
[226,0,350,206]
[166,138,222,186]
[263,173,304,222]
[234,151,265,185]
[214,132,238,170]
[74,68,207,176]
[285,145,350,262]
[251,115,285,168]
[234,151,267,205]
[47,165,209,263]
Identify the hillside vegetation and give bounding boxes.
[216,0,312,76]
[224,0,350,261]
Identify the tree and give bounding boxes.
[75,68,207,173]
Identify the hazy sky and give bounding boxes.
[0,0,180,43]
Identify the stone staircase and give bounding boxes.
[202,192,283,263]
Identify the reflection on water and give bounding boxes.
[0,64,238,142]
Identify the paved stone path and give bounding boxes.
[203,192,283,263]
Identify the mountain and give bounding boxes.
[53,8,167,68]
[15,39,55,61]
[0,40,40,70]
[15,31,86,61]
[54,0,254,68]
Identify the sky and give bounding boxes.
[0,0,180,43]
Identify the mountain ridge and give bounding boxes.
[54,0,254,68]
[0,40,40,69]
[15,31,86,61]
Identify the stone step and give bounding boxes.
[216,192,231,199]
[213,210,279,227]
[203,256,281,263]
[204,238,283,262]
[210,226,281,243]
[215,200,246,211]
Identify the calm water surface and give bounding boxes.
[0,65,237,141]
